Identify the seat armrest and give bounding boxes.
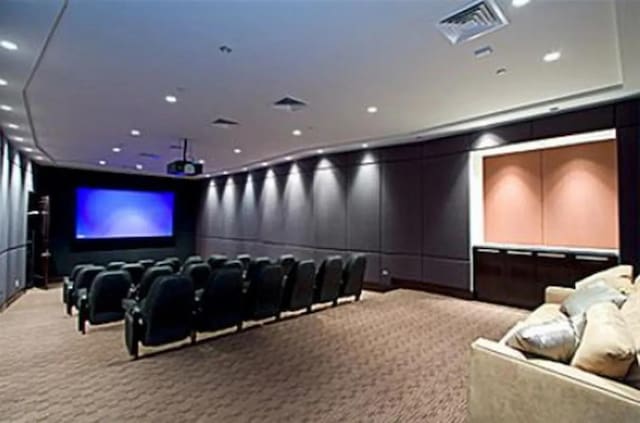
[544,286,574,304]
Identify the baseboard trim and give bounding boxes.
[363,281,396,293]
[391,278,474,300]
[0,289,25,313]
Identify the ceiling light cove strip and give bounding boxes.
[22,0,70,165]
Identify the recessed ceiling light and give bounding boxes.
[0,40,18,51]
[496,68,507,76]
[512,0,530,7]
[292,129,302,137]
[135,164,143,170]
[99,160,107,165]
[362,143,369,148]
[6,123,19,129]
[285,156,293,161]
[24,147,33,152]
[205,173,211,177]
[198,159,205,164]
[1,104,13,111]
[317,149,324,154]
[165,95,177,103]
[130,129,141,137]
[242,167,248,171]
[223,171,229,175]
[0,78,7,86]
[13,136,24,142]
[34,156,44,161]
[366,106,378,114]
[112,147,121,153]
[261,162,268,167]
[233,148,242,154]
[543,51,561,63]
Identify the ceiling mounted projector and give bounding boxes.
[167,138,203,176]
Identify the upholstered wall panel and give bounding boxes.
[282,170,314,246]
[422,256,470,291]
[542,140,618,249]
[313,168,347,249]
[381,160,422,254]
[239,177,260,240]
[422,154,470,260]
[347,163,380,252]
[259,173,285,243]
[381,254,422,282]
[484,150,543,245]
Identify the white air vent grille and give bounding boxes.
[211,117,239,128]
[273,96,307,112]
[437,0,509,45]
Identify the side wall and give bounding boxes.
[35,166,201,277]
[0,133,33,306]
[197,99,640,292]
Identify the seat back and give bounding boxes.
[70,264,89,281]
[180,255,203,273]
[89,270,131,324]
[246,257,271,283]
[245,264,284,320]
[207,255,228,273]
[282,260,316,311]
[141,275,194,346]
[314,256,343,303]
[164,257,181,273]
[185,262,211,291]
[236,254,252,271]
[74,266,106,292]
[138,259,155,269]
[278,254,297,279]
[122,263,145,286]
[341,254,367,297]
[106,261,126,271]
[138,265,173,299]
[197,268,245,332]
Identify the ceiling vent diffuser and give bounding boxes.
[273,96,307,112]
[437,0,509,45]
[211,117,239,128]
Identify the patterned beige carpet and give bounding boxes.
[0,287,525,422]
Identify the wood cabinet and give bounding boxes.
[474,247,618,309]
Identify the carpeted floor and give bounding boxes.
[0,287,525,422]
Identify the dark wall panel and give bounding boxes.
[259,173,285,243]
[282,170,314,246]
[347,163,380,252]
[422,256,470,291]
[313,167,347,250]
[381,160,422,254]
[422,153,470,260]
[240,177,260,240]
[381,254,422,282]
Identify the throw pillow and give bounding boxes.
[561,280,627,317]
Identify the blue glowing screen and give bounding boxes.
[75,187,174,239]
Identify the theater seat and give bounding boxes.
[135,265,173,301]
[207,255,228,273]
[138,259,155,269]
[244,264,284,320]
[106,261,126,271]
[313,256,343,306]
[278,254,296,279]
[77,270,131,334]
[124,275,194,359]
[66,265,105,315]
[122,263,145,286]
[236,254,251,271]
[63,263,89,305]
[193,268,245,337]
[184,262,211,291]
[246,257,271,283]
[340,254,367,301]
[164,257,181,273]
[281,260,316,312]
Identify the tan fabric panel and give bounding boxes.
[484,151,543,245]
[542,140,618,249]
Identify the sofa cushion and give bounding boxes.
[622,291,640,388]
[506,314,585,363]
[571,302,636,380]
[561,280,627,317]
[575,264,633,293]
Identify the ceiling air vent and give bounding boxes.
[211,117,239,129]
[273,96,307,112]
[437,0,509,45]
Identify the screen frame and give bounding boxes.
[71,186,177,251]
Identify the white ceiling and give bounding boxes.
[0,0,639,177]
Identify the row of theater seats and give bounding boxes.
[62,253,367,358]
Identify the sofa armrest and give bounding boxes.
[468,338,640,423]
[544,286,574,304]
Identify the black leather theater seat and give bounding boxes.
[340,254,367,301]
[281,259,316,312]
[193,268,245,337]
[77,270,131,334]
[313,256,343,306]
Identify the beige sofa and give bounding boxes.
[468,269,640,423]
